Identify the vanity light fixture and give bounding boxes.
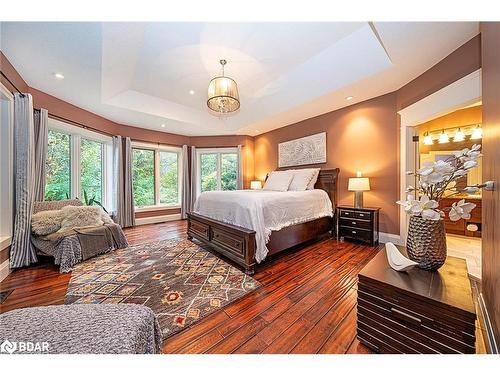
[423,132,433,145]
[471,125,482,140]
[454,128,466,142]
[438,130,449,144]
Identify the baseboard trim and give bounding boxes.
[135,213,182,226]
[379,232,403,245]
[0,259,10,283]
[478,292,499,354]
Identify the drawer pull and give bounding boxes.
[344,212,350,215]
[352,230,357,234]
[390,307,422,325]
[352,221,357,225]
[359,214,365,217]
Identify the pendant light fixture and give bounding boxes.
[207,59,240,114]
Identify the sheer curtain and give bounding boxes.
[33,108,48,201]
[190,146,197,211]
[237,144,244,190]
[112,136,135,228]
[10,93,38,268]
[180,145,190,219]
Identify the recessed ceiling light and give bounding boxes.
[54,73,65,79]
[345,96,354,101]
[189,90,195,95]
[161,124,166,128]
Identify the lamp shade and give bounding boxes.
[250,180,262,190]
[348,177,370,191]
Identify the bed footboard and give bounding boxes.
[187,212,257,274]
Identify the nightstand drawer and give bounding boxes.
[339,226,372,242]
[340,217,372,230]
[355,211,372,220]
[339,209,355,218]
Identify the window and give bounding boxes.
[45,129,71,201]
[1,83,14,249]
[132,148,155,207]
[80,138,104,203]
[132,143,182,209]
[44,119,112,210]
[197,148,239,195]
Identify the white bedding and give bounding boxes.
[193,189,333,263]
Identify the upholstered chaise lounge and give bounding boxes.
[31,199,129,272]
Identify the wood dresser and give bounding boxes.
[357,249,476,354]
[337,206,380,246]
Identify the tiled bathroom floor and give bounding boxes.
[446,234,481,280]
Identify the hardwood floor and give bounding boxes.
[0,220,485,354]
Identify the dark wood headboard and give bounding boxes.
[315,168,340,208]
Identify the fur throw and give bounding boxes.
[31,210,64,236]
[100,209,114,225]
[59,206,104,231]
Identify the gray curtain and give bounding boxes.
[113,136,135,228]
[190,146,197,210]
[180,145,190,219]
[33,108,48,201]
[112,135,124,225]
[237,144,244,190]
[122,137,135,228]
[10,93,38,268]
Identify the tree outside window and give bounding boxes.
[159,151,179,205]
[80,138,103,203]
[198,150,238,194]
[45,129,71,201]
[132,148,155,207]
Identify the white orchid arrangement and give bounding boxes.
[397,144,489,222]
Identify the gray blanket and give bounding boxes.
[32,224,129,273]
[0,304,162,354]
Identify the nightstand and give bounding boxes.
[337,206,380,246]
[357,249,476,353]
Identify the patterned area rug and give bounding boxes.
[65,238,260,340]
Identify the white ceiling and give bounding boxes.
[0,22,479,136]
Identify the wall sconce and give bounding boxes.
[471,125,482,140]
[423,132,433,145]
[250,180,262,190]
[438,130,449,144]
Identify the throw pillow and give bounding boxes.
[31,209,63,236]
[59,205,104,231]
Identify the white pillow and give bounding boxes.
[263,171,294,192]
[288,169,317,191]
[100,209,114,225]
[59,205,104,231]
[307,168,321,190]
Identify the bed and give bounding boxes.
[187,168,339,274]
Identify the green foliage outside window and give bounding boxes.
[45,130,71,201]
[221,153,237,191]
[132,148,155,207]
[80,138,103,203]
[160,151,179,205]
[200,153,217,192]
[199,152,238,192]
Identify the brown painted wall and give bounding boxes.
[397,35,481,110]
[480,22,500,347]
[255,92,400,234]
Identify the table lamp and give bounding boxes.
[250,180,262,190]
[348,171,370,208]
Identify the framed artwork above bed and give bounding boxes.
[278,132,327,168]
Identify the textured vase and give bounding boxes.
[406,216,447,271]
